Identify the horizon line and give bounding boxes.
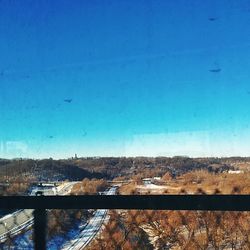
[1,155,250,161]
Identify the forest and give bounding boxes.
[0,157,250,249]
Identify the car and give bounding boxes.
[35,191,44,196]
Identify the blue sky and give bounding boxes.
[1,0,250,158]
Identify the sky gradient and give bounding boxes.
[1,0,250,158]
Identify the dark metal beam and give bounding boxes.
[0,195,250,211]
[33,209,47,250]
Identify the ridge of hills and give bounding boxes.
[0,156,243,183]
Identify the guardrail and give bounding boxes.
[0,195,250,250]
[0,216,33,243]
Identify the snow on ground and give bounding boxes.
[0,186,116,249]
[0,229,33,250]
[136,183,180,194]
[61,187,117,250]
[61,209,108,250]
[139,183,169,189]
[47,221,87,250]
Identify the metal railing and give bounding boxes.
[0,195,250,250]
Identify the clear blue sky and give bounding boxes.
[1,0,250,159]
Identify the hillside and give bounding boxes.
[0,156,243,183]
[0,159,106,183]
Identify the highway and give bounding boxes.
[0,182,77,243]
[62,186,117,250]
[0,209,33,242]
[57,181,79,195]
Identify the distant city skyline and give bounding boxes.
[1,0,250,159]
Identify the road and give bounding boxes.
[0,209,33,242]
[0,182,77,243]
[62,186,117,250]
[57,181,79,195]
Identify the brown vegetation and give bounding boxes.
[90,210,250,250]
[47,209,91,239]
[71,178,109,195]
[0,180,31,196]
[176,170,250,194]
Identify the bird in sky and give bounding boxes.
[64,99,72,103]
[209,68,221,73]
[208,17,218,21]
